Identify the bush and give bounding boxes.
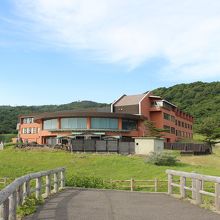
[67,175,111,189]
[4,143,16,149]
[0,134,17,143]
[17,196,44,217]
[145,152,178,166]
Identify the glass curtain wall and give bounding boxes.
[61,118,87,129]
[43,119,57,130]
[91,118,118,129]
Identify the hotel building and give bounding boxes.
[17,91,193,144]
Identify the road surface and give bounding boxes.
[25,189,220,220]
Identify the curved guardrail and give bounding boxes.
[0,167,65,220]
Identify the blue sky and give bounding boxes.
[0,0,219,106]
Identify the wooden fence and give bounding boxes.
[71,140,135,154]
[109,178,168,192]
[166,170,220,211]
[164,142,212,154]
[0,167,65,220]
[0,178,7,187]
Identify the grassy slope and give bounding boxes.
[1,146,220,184]
[180,145,220,169]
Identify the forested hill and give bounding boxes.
[153,81,220,129]
[0,101,108,134]
[0,81,219,134]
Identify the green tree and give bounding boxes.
[197,117,220,145]
[144,120,166,138]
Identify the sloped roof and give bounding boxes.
[114,94,147,106]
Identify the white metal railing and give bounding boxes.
[0,167,65,220]
[166,170,220,211]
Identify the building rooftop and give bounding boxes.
[32,111,146,121]
[114,93,148,106]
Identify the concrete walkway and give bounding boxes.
[25,189,220,220]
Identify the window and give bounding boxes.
[28,118,34,124]
[91,118,118,129]
[27,128,32,134]
[23,117,34,124]
[182,122,184,127]
[61,118,87,129]
[151,101,163,107]
[45,137,57,146]
[178,121,181,126]
[163,113,171,120]
[43,119,57,130]
[33,127,37,134]
[162,101,172,110]
[171,116,175,123]
[163,125,170,133]
[122,119,137,130]
[23,128,27,134]
[176,130,181,137]
[171,127,175,134]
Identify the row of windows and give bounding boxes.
[176,120,192,130]
[43,118,138,131]
[22,127,39,134]
[164,125,176,134]
[163,113,192,130]
[163,125,192,138]
[43,119,57,130]
[61,118,87,129]
[163,113,175,122]
[91,118,118,129]
[176,130,193,138]
[23,118,34,124]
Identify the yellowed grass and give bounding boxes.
[179,145,220,172]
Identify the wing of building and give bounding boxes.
[17,91,193,144]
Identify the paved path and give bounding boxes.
[25,189,220,220]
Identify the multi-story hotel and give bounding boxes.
[17,91,193,144]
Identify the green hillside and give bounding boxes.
[153,81,220,130]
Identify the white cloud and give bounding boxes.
[13,0,220,80]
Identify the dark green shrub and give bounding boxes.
[66,175,111,189]
[17,196,44,217]
[0,134,17,143]
[145,152,178,166]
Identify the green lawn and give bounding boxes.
[1,146,220,185]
